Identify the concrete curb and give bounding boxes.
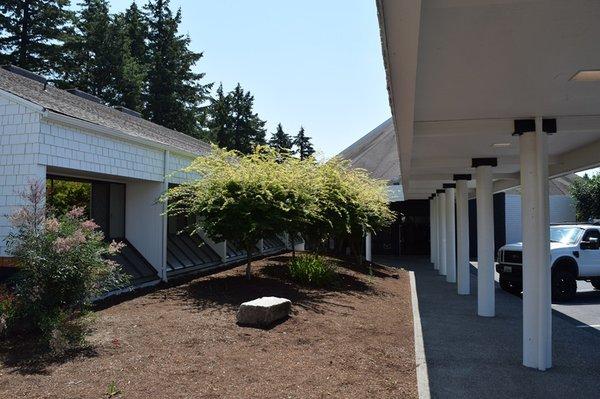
[409,271,431,399]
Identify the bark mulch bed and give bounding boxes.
[0,253,417,399]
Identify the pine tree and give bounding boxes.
[204,83,232,147]
[109,14,146,111]
[144,0,211,136]
[268,123,293,153]
[229,83,266,154]
[123,1,147,61]
[0,0,73,76]
[61,0,113,99]
[293,126,315,160]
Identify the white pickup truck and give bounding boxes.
[496,224,600,301]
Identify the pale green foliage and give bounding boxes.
[163,146,394,270]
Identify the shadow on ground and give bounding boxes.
[378,255,600,399]
[0,336,98,376]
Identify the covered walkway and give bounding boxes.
[378,256,600,398]
[376,0,600,371]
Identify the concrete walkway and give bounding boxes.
[377,256,600,399]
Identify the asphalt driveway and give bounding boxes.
[378,256,600,399]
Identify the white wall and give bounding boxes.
[504,195,522,244]
[0,97,45,256]
[549,195,576,224]
[166,152,197,184]
[39,120,165,182]
[504,194,576,244]
[125,180,165,274]
[0,93,205,265]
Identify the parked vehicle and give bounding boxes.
[496,224,600,301]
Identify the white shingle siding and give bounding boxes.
[40,121,165,182]
[0,97,45,256]
[167,152,198,184]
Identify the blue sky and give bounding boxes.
[107,0,391,158]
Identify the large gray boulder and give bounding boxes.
[236,296,291,327]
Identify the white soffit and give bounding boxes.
[378,0,600,199]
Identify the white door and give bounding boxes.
[579,229,600,277]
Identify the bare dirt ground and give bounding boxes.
[0,253,417,399]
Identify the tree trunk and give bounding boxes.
[349,236,363,266]
[290,233,296,258]
[245,245,252,280]
[246,259,251,280]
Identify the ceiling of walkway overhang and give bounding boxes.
[377,0,600,199]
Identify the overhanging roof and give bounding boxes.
[377,0,600,199]
[338,118,399,182]
[0,68,210,156]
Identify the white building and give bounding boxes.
[0,65,286,285]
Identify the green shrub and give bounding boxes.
[4,181,129,348]
[288,254,337,287]
[0,284,16,336]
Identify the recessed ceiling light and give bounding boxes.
[492,142,511,148]
[570,70,600,81]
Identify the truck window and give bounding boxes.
[582,229,600,242]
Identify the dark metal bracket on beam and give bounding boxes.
[512,118,557,136]
[453,174,472,181]
[471,158,498,168]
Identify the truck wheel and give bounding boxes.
[552,270,577,301]
[499,275,521,295]
[592,279,600,290]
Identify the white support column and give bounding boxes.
[258,238,264,254]
[365,232,372,262]
[475,161,495,317]
[429,197,435,264]
[455,177,471,295]
[438,190,447,276]
[160,151,169,282]
[445,185,457,283]
[433,196,440,270]
[519,117,552,371]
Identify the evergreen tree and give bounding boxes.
[144,0,211,136]
[293,126,315,160]
[0,0,73,76]
[109,14,146,111]
[123,1,147,61]
[204,83,232,147]
[268,123,293,153]
[229,83,266,154]
[61,0,113,99]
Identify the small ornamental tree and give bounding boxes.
[570,173,600,221]
[4,181,129,346]
[277,154,322,257]
[164,146,289,279]
[311,157,395,264]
